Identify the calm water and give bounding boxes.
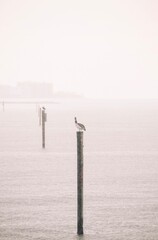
[0,99,158,240]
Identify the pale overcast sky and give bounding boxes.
[0,0,158,98]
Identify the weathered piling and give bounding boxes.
[77,131,84,235]
[42,107,46,148]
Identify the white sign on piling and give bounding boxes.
[38,107,42,126]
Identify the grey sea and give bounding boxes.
[0,99,158,240]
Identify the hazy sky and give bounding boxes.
[0,0,158,98]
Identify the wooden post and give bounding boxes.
[2,102,4,112]
[42,107,46,148]
[77,131,84,235]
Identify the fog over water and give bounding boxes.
[1,1,158,238]
[1,0,158,99]
[0,99,158,240]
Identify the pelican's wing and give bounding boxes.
[78,123,86,131]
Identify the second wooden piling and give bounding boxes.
[42,107,46,148]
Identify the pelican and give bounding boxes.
[75,117,86,131]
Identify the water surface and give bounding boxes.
[0,99,158,240]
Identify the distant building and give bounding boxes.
[17,82,53,98]
[0,84,17,98]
